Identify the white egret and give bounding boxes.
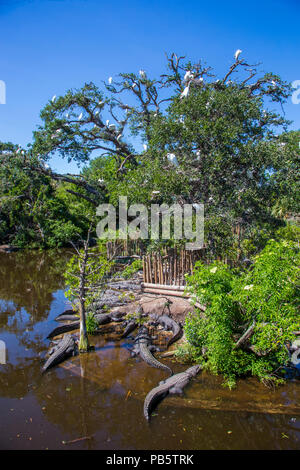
[95,110,100,115]
[139,70,146,78]
[167,153,179,166]
[44,163,50,169]
[132,83,137,89]
[108,77,113,84]
[109,123,116,130]
[180,85,190,99]
[143,144,148,151]
[184,70,193,82]
[117,133,122,140]
[78,113,83,120]
[98,178,104,184]
[106,119,110,126]
[234,49,242,60]
[51,95,56,103]
[65,113,69,118]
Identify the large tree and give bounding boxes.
[2,52,298,250]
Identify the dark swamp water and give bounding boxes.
[0,250,299,450]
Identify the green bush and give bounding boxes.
[184,238,300,387]
[120,259,143,279]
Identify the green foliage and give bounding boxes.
[184,237,300,387]
[86,312,98,335]
[120,259,143,279]
[64,240,113,307]
[124,310,146,326]
[0,143,89,248]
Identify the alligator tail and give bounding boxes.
[140,344,173,376]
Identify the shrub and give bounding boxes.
[184,238,300,387]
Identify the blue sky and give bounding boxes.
[0,0,299,173]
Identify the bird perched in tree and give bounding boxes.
[180,85,190,99]
[143,144,148,151]
[51,95,56,103]
[108,77,113,84]
[139,70,146,78]
[184,70,194,82]
[234,49,242,61]
[167,153,179,166]
[78,113,83,120]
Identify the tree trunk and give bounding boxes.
[78,301,89,352]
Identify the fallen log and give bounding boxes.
[143,287,189,298]
[47,321,80,339]
[142,282,185,291]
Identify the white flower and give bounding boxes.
[244,284,254,290]
[210,267,217,273]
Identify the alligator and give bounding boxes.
[121,319,138,338]
[42,335,77,372]
[149,314,182,347]
[130,326,173,376]
[55,310,79,322]
[47,320,80,339]
[120,306,145,338]
[93,310,126,326]
[143,365,202,421]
